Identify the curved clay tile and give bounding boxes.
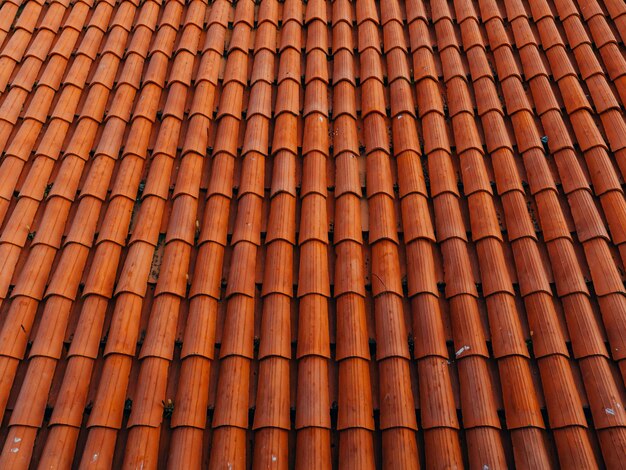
[355,2,424,468]
[332,51,356,86]
[288,3,333,468]
[0,3,148,468]
[406,4,511,469]
[0,4,110,221]
[0,1,46,78]
[501,0,626,403]
[0,0,624,467]
[476,0,626,466]
[146,1,250,468]
[551,0,626,180]
[72,7,189,467]
[430,5,556,465]
[0,1,23,47]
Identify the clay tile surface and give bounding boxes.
[1,0,626,468]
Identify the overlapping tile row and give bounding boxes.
[207,0,266,466]
[511,0,626,390]
[77,10,178,458]
[36,3,162,467]
[252,0,300,467]
[599,0,626,44]
[121,1,206,467]
[0,2,141,461]
[551,0,626,183]
[0,0,119,300]
[0,0,46,90]
[528,0,626,258]
[331,0,375,467]
[491,0,626,465]
[408,2,509,467]
[294,0,332,466]
[382,0,463,467]
[455,0,596,465]
[571,0,626,123]
[0,3,124,463]
[167,0,229,466]
[0,0,24,47]
[0,0,111,224]
[434,0,555,465]
[0,0,74,142]
[0,0,625,468]
[512,0,626,367]
[357,0,421,466]
[0,0,69,92]
[471,1,626,466]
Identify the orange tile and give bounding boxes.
[0,0,625,467]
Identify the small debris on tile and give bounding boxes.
[455,345,471,357]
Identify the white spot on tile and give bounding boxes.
[91,453,99,463]
[10,448,18,453]
[455,345,470,357]
[13,437,21,443]
[606,408,616,416]
[272,455,277,462]
[483,465,489,470]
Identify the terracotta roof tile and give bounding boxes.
[1,0,626,467]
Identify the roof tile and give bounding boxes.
[0,0,625,466]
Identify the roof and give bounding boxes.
[0,0,625,467]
